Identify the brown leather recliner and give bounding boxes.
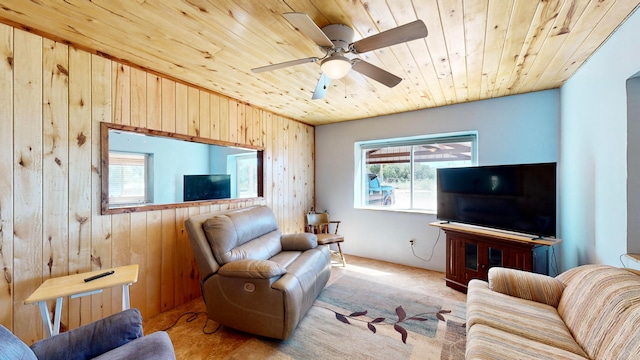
[185,205,331,340]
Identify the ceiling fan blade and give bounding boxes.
[283,12,334,48]
[351,59,402,88]
[312,73,331,99]
[350,20,428,54]
[251,57,318,73]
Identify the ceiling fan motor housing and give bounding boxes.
[321,24,354,52]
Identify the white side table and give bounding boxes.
[24,264,139,337]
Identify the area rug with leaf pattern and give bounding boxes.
[227,271,467,359]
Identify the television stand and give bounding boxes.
[430,222,560,293]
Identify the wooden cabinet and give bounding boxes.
[445,235,464,287]
[434,222,558,293]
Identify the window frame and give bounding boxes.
[354,131,478,213]
[108,151,152,206]
[231,153,259,198]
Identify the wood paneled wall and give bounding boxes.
[0,24,315,343]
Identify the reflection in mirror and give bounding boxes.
[101,123,263,214]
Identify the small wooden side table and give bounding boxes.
[24,264,139,338]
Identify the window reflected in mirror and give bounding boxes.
[108,152,151,206]
[101,123,263,214]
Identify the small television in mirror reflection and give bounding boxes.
[183,174,231,201]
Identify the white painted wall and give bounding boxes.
[315,90,559,272]
[560,7,640,271]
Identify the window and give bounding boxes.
[355,132,477,212]
[235,154,258,198]
[108,152,152,205]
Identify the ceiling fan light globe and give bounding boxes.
[320,56,351,79]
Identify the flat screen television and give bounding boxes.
[436,163,556,238]
[183,174,231,201]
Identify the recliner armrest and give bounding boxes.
[488,267,565,308]
[30,308,143,360]
[218,259,286,279]
[281,233,318,251]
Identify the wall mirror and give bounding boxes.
[101,122,263,214]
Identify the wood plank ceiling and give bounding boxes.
[0,0,638,126]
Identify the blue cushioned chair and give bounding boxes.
[0,309,175,360]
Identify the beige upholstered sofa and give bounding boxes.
[466,264,640,359]
[185,205,331,340]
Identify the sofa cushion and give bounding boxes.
[226,205,280,243]
[202,206,282,264]
[218,259,287,279]
[488,267,565,307]
[91,331,176,360]
[557,264,640,359]
[593,302,640,359]
[272,246,332,339]
[269,251,303,269]
[466,324,587,360]
[467,279,588,357]
[280,247,331,305]
[0,325,37,360]
[30,308,143,360]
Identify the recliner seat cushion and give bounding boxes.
[278,248,332,313]
[269,251,304,269]
[218,259,287,279]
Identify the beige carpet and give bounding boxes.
[144,256,467,359]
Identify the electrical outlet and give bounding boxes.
[409,239,415,246]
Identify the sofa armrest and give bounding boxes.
[281,233,318,251]
[30,308,143,360]
[91,331,175,360]
[218,259,286,279]
[0,324,37,360]
[488,267,565,308]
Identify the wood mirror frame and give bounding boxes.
[101,122,264,214]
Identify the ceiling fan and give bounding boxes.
[251,12,428,100]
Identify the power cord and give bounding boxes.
[161,311,221,335]
[411,230,441,262]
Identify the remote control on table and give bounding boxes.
[84,270,115,282]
